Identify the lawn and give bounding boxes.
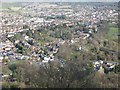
[10,7,21,11]
[106,27,118,40]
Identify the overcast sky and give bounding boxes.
[1,0,119,2]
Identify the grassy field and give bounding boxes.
[106,27,118,40]
[10,7,21,11]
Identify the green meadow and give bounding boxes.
[106,27,118,40]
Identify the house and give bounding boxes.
[7,34,14,38]
[5,47,11,51]
[104,62,118,72]
[2,74,9,78]
[98,66,104,74]
[24,35,29,41]
[79,46,82,51]
[0,57,3,63]
[43,57,50,62]
[15,40,20,44]
[93,61,101,71]
[93,60,118,73]
[16,55,26,60]
[83,34,90,39]
[49,57,54,61]
[0,44,3,51]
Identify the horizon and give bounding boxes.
[1,0,119,3]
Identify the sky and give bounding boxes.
[1,0,120,2]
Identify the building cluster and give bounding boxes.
[0,3,118,35]
[93,60,118,74]
[0,3,118,72]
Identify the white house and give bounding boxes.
[0,56,3,63]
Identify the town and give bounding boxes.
[0,2,119,88]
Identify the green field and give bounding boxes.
[10,7,21,11]
[107,27,118,40]
[1,2,22,11]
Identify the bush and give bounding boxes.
[8,63,17,72]
[2,82,20,88]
